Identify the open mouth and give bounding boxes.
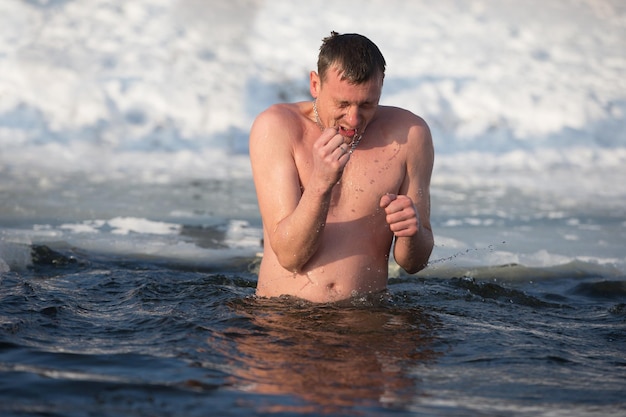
[338,126,357,138]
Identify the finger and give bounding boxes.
[321,127,341,145]
[388,216,419,236]
[385,209,410,225]
[318,134,345,160]
[391,227,417,237]
[326,138,347,160]
[385,195,415,213]
[379,193,397,208]
[338,146,351,162]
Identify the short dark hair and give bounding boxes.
[317,31,386,84]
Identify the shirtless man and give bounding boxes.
[250,32,434,303]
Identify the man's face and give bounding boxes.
[314,66,383,141]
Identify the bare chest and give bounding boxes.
[298,144,406,219]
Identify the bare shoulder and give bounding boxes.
[377,105,429,128]
[258,102,300,120]
[250,103,304,141]
[249,103,311,184]
[376,106,433,149]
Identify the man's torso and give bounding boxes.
[256,104,412,303]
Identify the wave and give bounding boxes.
[1,0,625,183]
[2,236,624,291]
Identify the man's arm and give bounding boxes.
[249,105,350,272]
[380,116,434,274]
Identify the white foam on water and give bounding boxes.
[0,218,263,272]
[105,217,181,236]
[1,0,623,183]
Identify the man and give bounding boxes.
[250,32,434,303]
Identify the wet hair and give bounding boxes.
[317,31,386,84]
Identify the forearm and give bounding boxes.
[268,186,333,272]
[393,223,434,274]
[251,114,348,272]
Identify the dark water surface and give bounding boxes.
[2,0,626,415]
[1,247,624,416]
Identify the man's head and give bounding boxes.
[317,31,386,85]
[310,32,385,139]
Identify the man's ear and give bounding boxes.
[309,71,321,98]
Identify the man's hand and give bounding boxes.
[379,194,420,237]
[311,127,351,188]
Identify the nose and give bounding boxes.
[345,105,361,128]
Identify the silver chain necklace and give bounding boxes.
[313,100,363,154]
